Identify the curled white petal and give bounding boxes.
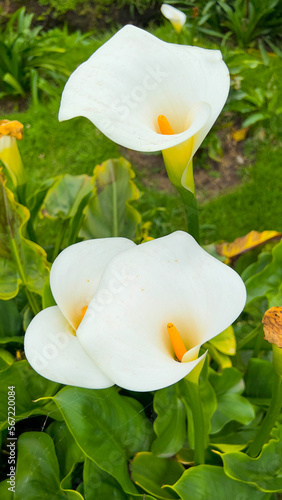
[24,306,113,389]
[59,25,229,153]
[77,231,246,391]
[50,237,135,329]
[161,4,187,32]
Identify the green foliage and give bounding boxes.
[52,386,154,495]
[0,171,49,304]
[80,158,142,240]
[15,432,83,499]
[222,428,282,492]
[0,8,90,104]
[171,464,271,499]
[130,452,184,498]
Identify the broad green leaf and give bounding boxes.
[15,432,83,499]
[208,326,236,356]
[222,435,282,492]
[244,358,274,404]
[0,171,49,299]
[170,465,270,500]
[210,420,258,453]
[209,367,243,396]
[245,240,282,309]
[130,452,184,499]
[80,158,141,239]
[0,299,22,338]
[152,384,186,457]
[47,421,85,486]
[0,348,14,370]
[53,387,154,495]
[83,459,156,500]
[40,174,92,221]
[210,392,255,434]
[0,360,60,429]
[0,480,13,499]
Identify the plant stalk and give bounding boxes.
[247,372,282,457]
[185,380,206,465]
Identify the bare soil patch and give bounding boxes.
[121,127,248,202]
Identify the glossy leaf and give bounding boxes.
[0,360,60,429]
[210,421,258,453]
[245,240,282,309]
[0,170,49,299]
[209,367,255,434]
[171,464,270,500]
[53,386,154,495]
[83,458,156,500]
[152,384,186,457]
[244,358,274,404]
[0,299,22,338]
[40,174,92,220]
[210,392,255,434]
[15,432,83,499]
[222,435,282,492]
[130,452,184,499]
[80,158,141,239]
[208,326,236,355]
[47,421,85,485]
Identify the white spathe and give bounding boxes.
[24,231,246,392]
[161,4,187,33]
[77,232,246,391]
[59,25,229,162]
[24,237,135,389]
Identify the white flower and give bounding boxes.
[59,25,229,191]
[24,232,246,392]
[161,4,187,33]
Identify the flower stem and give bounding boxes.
[185,380,206,465]
[247,372,282,457]
[178,186,199,242]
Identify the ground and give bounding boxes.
[122,126,247,202]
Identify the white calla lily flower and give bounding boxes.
[161,4,187,33]
[24,231,246,392]
[59,25,230,191]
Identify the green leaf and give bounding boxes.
[0,480,13,499]
[0,360,60,429]
[130,452,184,499]
[0,299,22,338]
[245,240,282,309]
[152,384,186,457]
[0,171,49,300]
[209,367,243,396]
[83,458,156,500]
[208,326,236,356]
[171,464,270,500]
[52,387,154,495]
[210,392,255,434]
[0,348,14,369]
[244,358,274,404]
[80,158,141,239]
[222,435,282,492]
[40,174,92,221]
[15,432,83,499]
[210,421,258,453]
[47,421,85,485]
